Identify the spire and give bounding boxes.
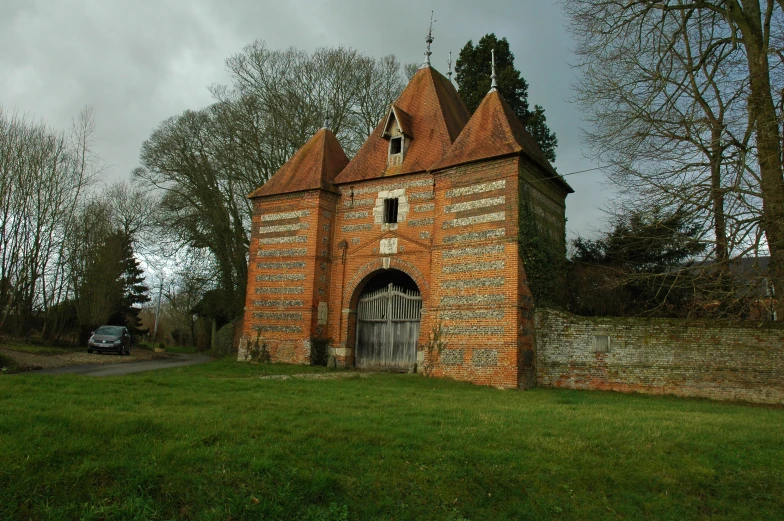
[490,48,498,92]
[420,11,436,69]
[447,51,453,82]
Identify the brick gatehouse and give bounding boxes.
[239,62,573,389]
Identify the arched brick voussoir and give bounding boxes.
[344,258,430,310]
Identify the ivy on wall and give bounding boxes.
[518,183,566,308]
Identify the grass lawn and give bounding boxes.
[1,358,782,520]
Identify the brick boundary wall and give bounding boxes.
[535,309,784,405]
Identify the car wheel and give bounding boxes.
[87,349,92,354]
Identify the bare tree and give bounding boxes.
[136,44,406,317]
[0,107,99,334]
[563,0,784,301]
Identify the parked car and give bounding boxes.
[87,326,131,355]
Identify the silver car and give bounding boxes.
[87,326,131,355]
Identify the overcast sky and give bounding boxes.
[1,0,615,240]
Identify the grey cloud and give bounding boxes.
[0,0,614,239]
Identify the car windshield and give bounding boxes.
[94,326,123,336]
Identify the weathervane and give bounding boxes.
[447,51,453,81]
[490,48,498,92]
[421,11,436,69]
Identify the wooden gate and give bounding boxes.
[355,283,422,370]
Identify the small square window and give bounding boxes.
[390,137,402,155]
[383,198,399,223]
[593,335,610,353]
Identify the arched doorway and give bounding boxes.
[354,270,422,370]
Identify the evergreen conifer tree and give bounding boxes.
[107,231,150,336]
[455,34,558,162]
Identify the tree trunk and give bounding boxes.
[734,0,784,297]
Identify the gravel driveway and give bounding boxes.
[0,346,173,371]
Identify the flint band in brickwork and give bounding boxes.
[256,248,307,257]
[342,223,373,233]
[445,180,505,199]
[440,309,504,319]
[444,196,505,214]
[254,286,304,294]
[258,222,309,234]
[442,228,506,244]
[529,189,565,213]
[258,235,308,245]
[347,178,431,196]
[407,217,434,227]
[442,260,505,274]
[252,324,303,333]
[419,231,430,239]
[253,299,304,308]
[471,349,499,367]
[442,211,505,229]
[252,311,303,320]
[343,198,375,208]
[445,326,505,335]
[441,349,464,365]
[256,261,306,269]
[414,203,434,213]
[442,244,505,259]
[256,273,305,282]
[440,277,505,289]
[409,191,435,201]
[260,209,311,222]
[344,211,368,220]
[440,294,505,306]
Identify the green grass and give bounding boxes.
[0,352,18,373]
[1,358,782,520]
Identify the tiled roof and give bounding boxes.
[249,128,349,198]
[432,90,574,194]
[383,104,413,138]
[333,67,470,184]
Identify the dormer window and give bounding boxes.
[382,104,412,167]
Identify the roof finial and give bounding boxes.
[420,11,436,69]
[447,51,453,81]
[323,113,332,131]
[490,48,498,92]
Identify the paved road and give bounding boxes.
[33,353,213,376]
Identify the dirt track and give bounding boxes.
[0,346,172,371]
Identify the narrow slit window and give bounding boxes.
[390,137,402,155]
[383,198,399,223]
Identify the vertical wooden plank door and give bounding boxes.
[355,283,421,370]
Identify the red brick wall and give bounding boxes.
[327,173,435,365]
[429,158,526,389]
[240,189,337,363]
[535,308,784,404]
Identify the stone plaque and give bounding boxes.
[380,237,398,254]
[317,302,328,325]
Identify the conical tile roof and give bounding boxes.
[333,67,470,184]
[431,90,573,193]
[249,128,349,198]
